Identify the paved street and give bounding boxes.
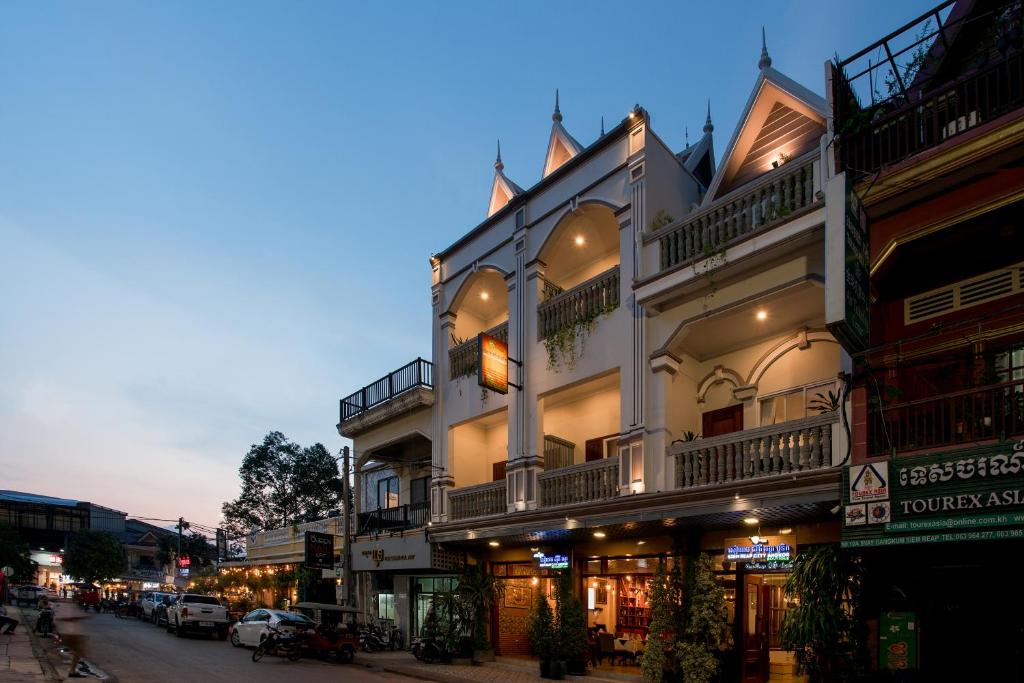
[51,606,409,683]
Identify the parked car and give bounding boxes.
[166,594,229,639]
[140,592,175,622]
[153,594,176,627]
[13,585,48,606]
[229,609,314,648]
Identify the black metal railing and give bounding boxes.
[356,502,430,535]
[340,358,433,422]
[834,0,1024,179]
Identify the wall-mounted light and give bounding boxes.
[480,291,489,301]
[531,577,539,586]
[574,235,585,246]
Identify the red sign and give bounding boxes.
[178,556,191,568]
[477,332,509,394]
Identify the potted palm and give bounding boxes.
[529,590,557,678]
[457,564,504,663]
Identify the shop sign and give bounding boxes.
[477,332,508,395]
[532,551,569,570]
[724,535,795,563]
[305,531,335,570]
[825,171,870,354]
[49,555,63,565]
[351,534,431,571]
[842,441,1024,547]
[879,612,918,670]
[849,462,889,502]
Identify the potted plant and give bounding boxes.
[457,564,504,663]
[555,571,588,675]
[529,590,557,678]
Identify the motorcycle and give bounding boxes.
[410,635,443,663]
[252,626,303,663]
[359,626,383,653]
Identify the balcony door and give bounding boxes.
[702,405,743,438]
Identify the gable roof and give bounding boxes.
[703,66,826,203]
[542,90,585,178]
[487,142,525,217]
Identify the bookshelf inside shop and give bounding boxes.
[616,577,651,635]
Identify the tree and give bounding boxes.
[676,553,729,683]
[779,545,866,683]
[528,588,555,662]
[642,562,673,683]
[456,563,504,652]
[221,431,342,542]
[63,530,126,584]
[0,526,35,583]
[157,531,217,569]
[555,571,588,673]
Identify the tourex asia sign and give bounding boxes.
[842,441,1024,548]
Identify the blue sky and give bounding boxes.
[0,0,935,527]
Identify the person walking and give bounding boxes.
[0,604,18,634]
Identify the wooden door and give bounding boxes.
[741,574,769,683]
[585,433,619,461]
[492,461,507,481]
[702,405,744,438]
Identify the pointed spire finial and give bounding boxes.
[758,26,772,70]
[600,115,605,136]
[703,100,714,134]
[495,139,504,171]
[552,89,562,123]
[685,126,690,149]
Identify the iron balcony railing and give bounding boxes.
[869,378,1024,458]
[448,321,509,381]
[652,153,819,273]
[340,358,433,422]
[356,502,430,535]
[537,266,620,341]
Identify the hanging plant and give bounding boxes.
[543,303,615,372]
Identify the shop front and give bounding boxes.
[842,441,1024,682]
[351,530,462,646]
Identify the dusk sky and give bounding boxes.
[0,1,935,530]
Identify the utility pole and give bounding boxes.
[177,517,184,561]
[341,446,354,607]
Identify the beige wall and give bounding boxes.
[541,383,620,465]
[449,409,508,487]
[353,408,432,460]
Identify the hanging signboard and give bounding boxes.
[825,171,870,354]
[842,440,1024,547]
[477,332,509,394]
[724,534,796,563]
[305,531,335,570]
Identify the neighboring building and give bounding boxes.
[338,359,464,645]
[832,0,1024,679]
[216,516,345,609]
[341,34,853,680]
[117,518,179,592]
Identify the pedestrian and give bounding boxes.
[0,604,18,634]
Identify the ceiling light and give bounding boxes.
[480,291,489,300]
[637,540,646,546]
[750,535,764,544]
[743,517,759,526]
[779,528,793,535]
[574,235,585,246]
[530,547,540,552]
[756,309,767,321]
[593,531,607,539]
[531,577,539,586]
[488,540,500,547]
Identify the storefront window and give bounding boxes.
[413,577,457,637]
[377,592,395,621]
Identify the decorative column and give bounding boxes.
[648,351,680,492]
[431,267,454,523]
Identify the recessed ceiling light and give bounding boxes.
[488,540,500,547]
[743,517,759,526]
[530,547,540,552]
[637,540,646,546]
[480,291,489,300]
[574,235,585,246]
[779,528,792,535]
[756,309,767,321]
[593,531,607,539]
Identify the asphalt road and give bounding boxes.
[52,605,408,683]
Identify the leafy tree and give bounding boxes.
[779,545,866,683]
[676,553,729,683]
[0,525,35,583]
[63,530,126,584]
[157,530,217,569]
[221,431,342,542]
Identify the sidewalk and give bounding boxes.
[0,606,55,682]
[355,650,642,683]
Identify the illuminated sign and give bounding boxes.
[305,531,335,570]
[532,551,569,570]
[178,556,191,568]
[725,535,796,563]
[49,555,63,565]
[477,332,509,394]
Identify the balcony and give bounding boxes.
[834,2,1024,180]
[448,481,505,521]
[449,321,509,380]
[357,502,429,535]
[538,458,619,507]
[672,413,838,489]
[339,358,433,436]
[868,379,1024,458]
[653,153,819,274]
[537,265,620,341]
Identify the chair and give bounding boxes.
[598,632,616,664]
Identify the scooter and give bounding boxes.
[252,626,303,663]
[410,635,443,663]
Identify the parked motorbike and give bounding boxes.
[35,607,55,636]
[359,627,383,653]
[252,627,303,663]
[410,635,443,663]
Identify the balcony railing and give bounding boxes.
[672,412,838,489]
[340,358,433,421]
[448,321,509,381]
[655,153,819,273]
[543,435,576,471]
[448,481,505,521]
[357,502,429,535]
[538,458,619,507]
[868,379,1024,458]
[537,266,620,341]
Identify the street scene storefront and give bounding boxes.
[842,441,1024,680]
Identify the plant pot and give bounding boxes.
[473,648,495,663]
[567,659,587,675]
[550,660,567,680]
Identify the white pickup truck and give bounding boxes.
[166,594,229,639]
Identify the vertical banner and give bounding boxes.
[825,171,870,354]
[305,531,335,570]
[477,332,509,394]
